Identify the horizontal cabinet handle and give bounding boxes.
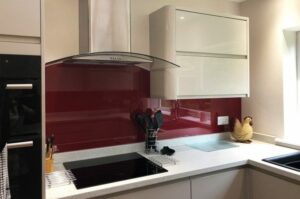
[6,84,33,90]
[7,141,33,149]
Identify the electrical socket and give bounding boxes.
[217,116,229,125]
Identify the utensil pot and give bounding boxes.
[145,129,158,154]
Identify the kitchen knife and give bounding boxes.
[135,113,147,131]
[154,110,163,130]
[144,114,153,130]
[46,138,51,158]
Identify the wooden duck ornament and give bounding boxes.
[231,116,253,143]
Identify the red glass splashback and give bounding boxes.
[46,63,241,152]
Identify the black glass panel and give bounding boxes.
[0,54,41,79]
[0,54,42,199]
[64,153,167,189]
[8,136,42,199]
[263,152,300,172]
[2,79,41,137]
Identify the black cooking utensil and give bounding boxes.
[50,134,55,148]
[135,113,147,131]
[144,114,153,130]
[46,138,51,157]
[154,110,163,130]
[145,108,154,130]
[153,114,158,130]
[160,146,175,156]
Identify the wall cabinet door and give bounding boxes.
[176,55,249,98]
[176,10,247,55]
[0,0,40,37]
[248,168,300,199]
[191,168,247,199]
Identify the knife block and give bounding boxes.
[45,157,54,173]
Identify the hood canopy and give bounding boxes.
[46,51,180,71]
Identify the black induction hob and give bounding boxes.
[63,152,167,189]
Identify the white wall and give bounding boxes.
[240,0,300,138]
[45,0,79,62]
[131,0,240,55]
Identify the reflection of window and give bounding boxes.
[297,32,300,114]
[160,99,212,126]
[160,100,176,116]
[281,29,300,146]
[177,108,211,126]
[284,31,300,143]
[176,100,211,126]
[294,32,300,140]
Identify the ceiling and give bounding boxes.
[228,0,247,2]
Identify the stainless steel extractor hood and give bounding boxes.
[46,51,180,71]
[45,0,179,70]
[46,0,180,100]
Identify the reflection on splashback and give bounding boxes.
[46,63,241,152]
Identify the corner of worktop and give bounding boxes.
[252,132,276,144]
[275,138,300,150]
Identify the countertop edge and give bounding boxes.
[56,160,249,199]
[47,138,300,199]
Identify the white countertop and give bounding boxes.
[46,135,300,199]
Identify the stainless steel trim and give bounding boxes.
[176,51,247,59]
[6,84,33,90]
[7,141,34,149]
[89,0,130,52]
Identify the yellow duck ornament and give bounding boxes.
[231,116,253,143]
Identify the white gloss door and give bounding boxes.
[105,179,190,199]
[176,10,247,55]
[176,55,249,98]
[0,0,40,37]
[191,169,247,199]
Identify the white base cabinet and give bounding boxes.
[93,179,190,199]
[90,167,300,199]
[191,168,247,199]
[248,168,300,199]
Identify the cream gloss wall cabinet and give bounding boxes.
[150,6,249,99]
[0,0,41,55]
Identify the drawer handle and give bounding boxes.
[7,141,33,149]
[6,84,33,90]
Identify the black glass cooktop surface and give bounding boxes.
[63,152,167,189]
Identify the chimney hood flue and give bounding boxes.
[79,0,131,54]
